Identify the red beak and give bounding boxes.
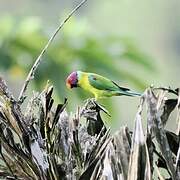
[66,79,71,89]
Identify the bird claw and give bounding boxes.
[80,100,98,121]
[82,98,111,117]
[93,101,111,117]
[83,98,96,104]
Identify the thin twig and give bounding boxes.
[176,88,180,135]
[18,0,88,103]
[153,87,178,96]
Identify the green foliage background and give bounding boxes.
[0,16,154,129]
[0,0,179,129]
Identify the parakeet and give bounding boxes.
[66,71,141,100]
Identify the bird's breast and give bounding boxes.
[79,74,92,90]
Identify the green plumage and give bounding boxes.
[69,71,142,99]
[87,73,141,97]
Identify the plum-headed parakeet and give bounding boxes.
[66,71,141,100]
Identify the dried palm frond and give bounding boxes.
[0,77,179,180]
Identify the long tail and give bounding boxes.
[116,90,142,97]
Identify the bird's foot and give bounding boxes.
[80,101,98,121]
[83,98,96,104]
[94,101,111,117]
[82,98,111,117]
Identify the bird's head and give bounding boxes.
[66,71,79,89]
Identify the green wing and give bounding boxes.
[88,73,130,92]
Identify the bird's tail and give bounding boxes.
[116,90,142,97]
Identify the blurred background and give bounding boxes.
[0,0,179,131]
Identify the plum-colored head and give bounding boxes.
[66,71,79,89]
